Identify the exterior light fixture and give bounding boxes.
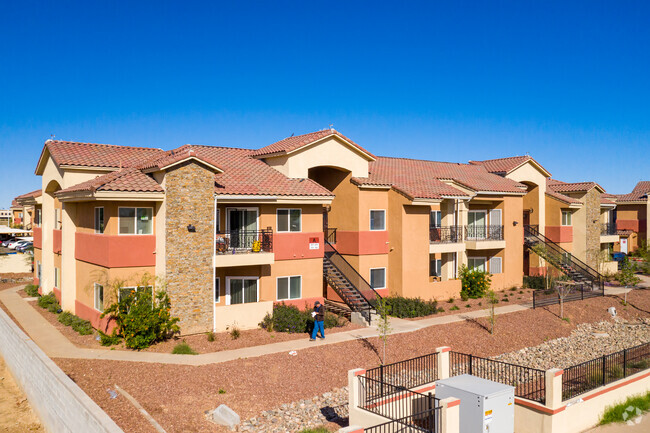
[513,221,519,226]
[187,224,196,232]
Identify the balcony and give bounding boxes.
[214,229,274,267]
[429,226,465,254]
[465,225,506,250]
[600,223,619,243]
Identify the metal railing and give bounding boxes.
[365,408,441,433]
[325,241,382,304]
[325,227,337,244]
[366,353,438,391]
[465,225,504,241]
[429,226,462,243]
[215,229,273,254]
[562,342,650,401]
[601,223,617,236]
[450,351,546,404]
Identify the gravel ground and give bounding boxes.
[51,291,650,433]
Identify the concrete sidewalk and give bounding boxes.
[0,285,536,366]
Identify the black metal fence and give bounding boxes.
[366,352,439,391]
[364,408,441,433]
[450,352,546,404]
[532,283,605,308]
[215,229,273,254]
[601,223,617,236]
[562,342,650,401]
[465,225,504,241]
[429,226,462,243]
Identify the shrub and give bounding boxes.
[101,289,180,350]
[58,311,75,326]
[523,276,545,290]
[37,293,60,313]
[24,284,39,297]
[617,258,641,287]
[447,297,454,304]
[450,305,460,311]
[70,316,93,335]
[229,326,241,340]
[172,341,197,355]
[375,295,439,318]
[259,303,346,333]
[459,265,491,299]
[206,331,215,342]
[98,330,122,346]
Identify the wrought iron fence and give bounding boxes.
[325,227,337,244]
[449,352,546,404]
[429,226,462,243]
[465,225,504,241]
[366,352,439,391]
[532,283,604,308]
[215,229,273,254]
[562,342,650,401]
[601,223,617,236]
[365,408,441,433]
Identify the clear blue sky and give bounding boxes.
[1,1,649,208]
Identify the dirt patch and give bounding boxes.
[53,291,650,433]
[0,355,44,433]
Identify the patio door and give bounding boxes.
[621,238,628,254]
[227,208,258,249]
[468,211,487,239]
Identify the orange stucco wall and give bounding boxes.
[53,229,62,253]
[74,201,160,235]
[546,226,573,243]
[273,232,323,260]
[33,227,42,249]
[75,232,156,267]
[336,230,390,255]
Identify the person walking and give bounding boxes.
[310,301,325,341]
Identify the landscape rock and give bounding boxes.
[211,404,241,429]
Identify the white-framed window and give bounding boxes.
[118,207,153,234]
[277,209,301,232]
[226,277,258,305]
[468,257,486,272]
[467,211,487,239]
[54,208,61,230]
[489,257,502,274]
[94,283,104,312]
[118,286,154,302]
[430,210,441,228]
[562,211,572,226]
[370,210,386,231]
[369,268,386,290]
[54,267,60,288]
[430,258,442,277]
[215,277,220,303]
[277,275,301,300]
[94,207,105,234]
[36,261,41,281]
[489,209,502,226]
[35,209,41,227]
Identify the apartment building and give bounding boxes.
[13,189,41,230]
[613,181,650,253]
[27,129,623,334]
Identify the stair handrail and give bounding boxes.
[524,226,603,282]
[325,241,383,302]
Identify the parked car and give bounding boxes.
[612,252,626,262]
[16,242,33,253]
[7,240,24,249]
[1,238,15,247]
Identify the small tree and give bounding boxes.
[555,281,574,319]
[483,290,498,334]
[618,258,640,288]
[375,297,392,365]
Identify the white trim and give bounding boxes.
[215,195,334,204]
[118,206,154,235]
[225,276,259,306]
[54,267,60,288]
[276,208,302,233]
[93,283,104,312]
[276,275,302,301]
[468,257,487,272]
[561,210,572,226]
[369,209,386,231]
[94,207,104,234]
[369,267,387,290]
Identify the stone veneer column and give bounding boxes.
[165,161,215,334]
[585,189,601,270]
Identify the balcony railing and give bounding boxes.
[325,227,337,244]
[601,223,617,236]
[215,229,273,254]
[465,225,504,241]
[429,226,462,243]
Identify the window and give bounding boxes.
[277,209,301,232]
[468,258,486,272]
[370,268,386,290]
[277,276,301,300]
[118,286,154,302]
[37,261,41,281]
[54,267,60,288]
[562,211,572,226]
[227,277,258,305]
[467,211,487,239]
[489,209,502,226]
[429,258,442,277]
[54,208,61,230]
[215,209,221,233]
[94,207,104,234]
[215,277,220,303]
[35,209,41,227]
[94,283,104,312]
[489,257,502,274]
[119,207,153,234]
[430,211,441,228]
[370,210,386,231]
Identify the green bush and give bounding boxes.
[259,303,345,333]
[57,311,93,335]
[58,311,75,326]
[374,295,439,318]
[459,265,491,299]
[172,341,197,355]
[98,330,122,346]
[101,288,180,350]
[37,293,60,313]
[599,391,650,425]
[24,284,39,297]
[523,276,545,290]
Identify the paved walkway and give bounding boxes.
[0,281,642,366]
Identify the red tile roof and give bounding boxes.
[618,181,650,202]
[548,180,605,193]
[44,140,164,169]
[469,155,550,176]
[15,189,42,200]
[352,157,526,200]
[56,168,164,194]
[251,129,375,159]
[138,145,223,172]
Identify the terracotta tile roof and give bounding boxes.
[600,196,616,205]
[251,129,375,159]
[56,168,164,194]
[138,145,223,172]
[548,180,605,193]
[10,199,19,208]
[352,157,526,200]
[45,140,164,169]
[618,181,650,202]
[469,155,551,176]
[15,189,42,200]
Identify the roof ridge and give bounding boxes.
[376,155,471,166]
[48,140,163,152]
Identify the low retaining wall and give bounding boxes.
[0,306,123,433]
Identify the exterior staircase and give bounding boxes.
[524,225,604,307]
[323,242,381,325]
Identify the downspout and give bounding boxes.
[212,195,217,332]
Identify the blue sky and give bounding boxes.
[1,1,649,207]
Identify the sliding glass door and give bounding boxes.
[226,208,258,249]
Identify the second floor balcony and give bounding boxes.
[429,226,462,243]
[214,228,274,267]
[465,224,505,250]
[600,223,619,243]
